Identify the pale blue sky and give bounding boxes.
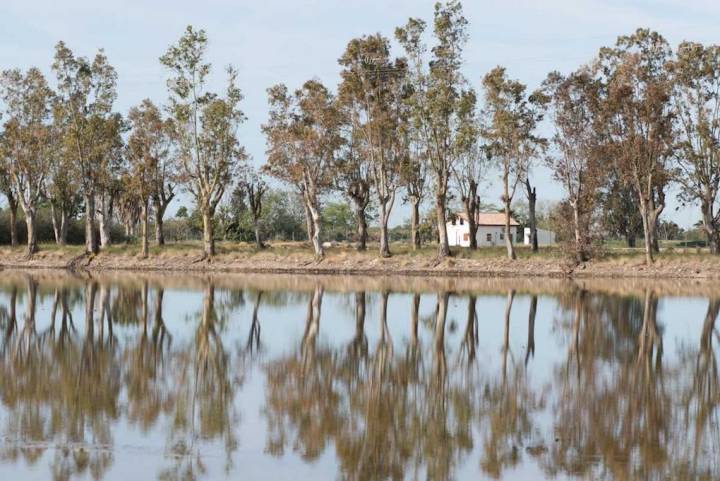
[2,0,719,227]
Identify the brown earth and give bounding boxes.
[1,243,719,281]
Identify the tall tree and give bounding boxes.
[52,41,118,254]
[263,80,342,258]
[160,26,247,258]
[338,34,406,257]
[333,108,371,250]
[451,88,485,249]
[95,112,125,248]
[0,67,56,255]
[127,99,169,258]
[482,67,544,260]
[395,17,429,251]
[151,118,177,246]
[669,42,720,253]
[543,69,605,261]
[598,29,675,264]
[396,1,470,258]
[46,104,80,245]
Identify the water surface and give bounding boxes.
[0,271,717,481]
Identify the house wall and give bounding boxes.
[447,222,520,247]
[523,227,556,246]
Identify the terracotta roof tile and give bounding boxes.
[456,212,519,226]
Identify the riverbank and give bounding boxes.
[1,241,720,279]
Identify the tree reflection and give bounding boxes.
[0,276,718,480]
[264,290,476,481]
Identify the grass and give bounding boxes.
[2,239,719,266]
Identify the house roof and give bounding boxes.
[456,212,519,226]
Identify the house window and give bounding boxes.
[463,233,469,241]
[459,218,464,225]
[499,232,504,240]
[451,218,456,226]
[486,233,492,242]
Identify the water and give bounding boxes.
[0,271,717,481]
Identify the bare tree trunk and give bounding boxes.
[652,217,660,254]
[98,192,113,248]
[308,203,323,258]
[7,194,18,247]
[378,193,394,258]
[153,200,167,246]
[352,197,368,251]
[141,199,149,258]
[201,208,215,257]
[462,190,479,250]
[253,217,263,249]
[24,208,37,256]
[410,198,421,251]
[301,193,314,244]
[525,178,538,253]
[435,193,450,258]
[639,202,654,264]
[302,186,323,258]
[503,167,516,260]
[51,203,61,245]
[571,201,589,262]
[504,201,516,260]
[701,200,720,254]
[84,193,98,254]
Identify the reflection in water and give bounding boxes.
[0,273,717,480]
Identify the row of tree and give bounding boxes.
[2,2,720,264]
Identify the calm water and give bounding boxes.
[0,271,717,481]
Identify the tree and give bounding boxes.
[396,1,470,258]
[482,67,544,260]
[543,69,605,261]
[669,42,720,253]
[160,26,247,258]
[601,173,643,247]
[451,88,485,249]
[598,29,675,264]
[338,34,406,257]
[333,115,371,250]
[151,120,177,246]
[127,99,169,258]
[52,41,119,254]
[263,80,342,258]
[321,201,356,242]
[175,206,189,218]
[238,167,267,249]
[46,104,80,245]
[395,17,428,251]
[0,67,56,255]
[95,113,125,248]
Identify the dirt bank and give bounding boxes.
[2,244,720,280]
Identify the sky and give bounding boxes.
[2,0,719,228]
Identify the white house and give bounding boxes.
[524,227,556,246]
[447,212,520,247]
